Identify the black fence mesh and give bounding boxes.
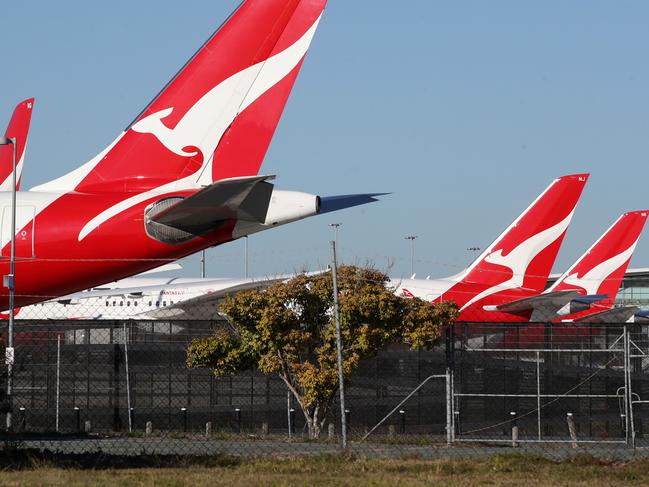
[2,319,649,459]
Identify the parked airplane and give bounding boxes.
[12,273,311,321]
[0,98,34,191]
[0,0,382,310]
[393,174,589,321]
[485,211,649,323]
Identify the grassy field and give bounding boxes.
[1,453,649,486]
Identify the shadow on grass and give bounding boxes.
[0,449,241,471]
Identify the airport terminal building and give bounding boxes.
[617,269,649,307]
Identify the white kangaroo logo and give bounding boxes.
[78,16,322,242]
[460,211,574,311]
[560,243,637,296]
[131,17,321,182]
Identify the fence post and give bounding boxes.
[624,324,635,448]
[55,335,61,433]
[289,408,295,436]
[510,411,518,448]
[399,409,406,434]
[205,421,212,437]
[234,408,242,433]
[536,351,542,441]
[74,407,81,433]
[287,391,292,438]
[19,407,26,432]
[123,323,132,433]
[446,368,453,445]
[181,407,188,433]
[567,413,578,449]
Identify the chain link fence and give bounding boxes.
[2,316,649,460]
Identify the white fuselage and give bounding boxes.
[14,276,263,320]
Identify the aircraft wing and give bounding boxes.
[484,290,581,320]
[137,263,183,276]
[571,306,640,324]
[57,277,283,302]
[131,276,294,320]
[50,271,328,320]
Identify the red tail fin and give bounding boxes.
[0,98,34,191]
[67,0,327,193]
[445,174,589,311]
[549,210,648,303]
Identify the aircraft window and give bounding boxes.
[113,301,116,306]
[156,301,160,307]
[148,301,152,307]
[134,302,138,306]
[127,301,131,307]
[106,301,109,307]
[171,301,174,305]
[120,301,123,307]
[163,301,167,306]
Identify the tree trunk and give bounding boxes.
[307,405,322,439]
[307,418,321,439]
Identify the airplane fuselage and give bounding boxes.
[11,277,259,320]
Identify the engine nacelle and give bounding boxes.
[263,190,321,225]
[233,190,321,239]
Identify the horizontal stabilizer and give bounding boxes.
[484,290,581,314]
[633,310,649,323]
[572,294,608,305]
[149,175,275,235]
[572,306,640,323]
[319,193,388,214]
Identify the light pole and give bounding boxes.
[200,250,206,278]
[405,235,417,276]
[244,236,249,278]
[0,136,17,432]
[330,240,347,448]
[328,223,342,252]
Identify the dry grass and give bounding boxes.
[1,453,649,486]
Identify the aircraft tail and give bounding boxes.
[450,174,589,311]
[0,98,34,191]
[37,0,327,193]
[548,210,648,304]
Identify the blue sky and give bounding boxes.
[1,1,648,279]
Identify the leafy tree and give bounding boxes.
[186,266,458,438]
